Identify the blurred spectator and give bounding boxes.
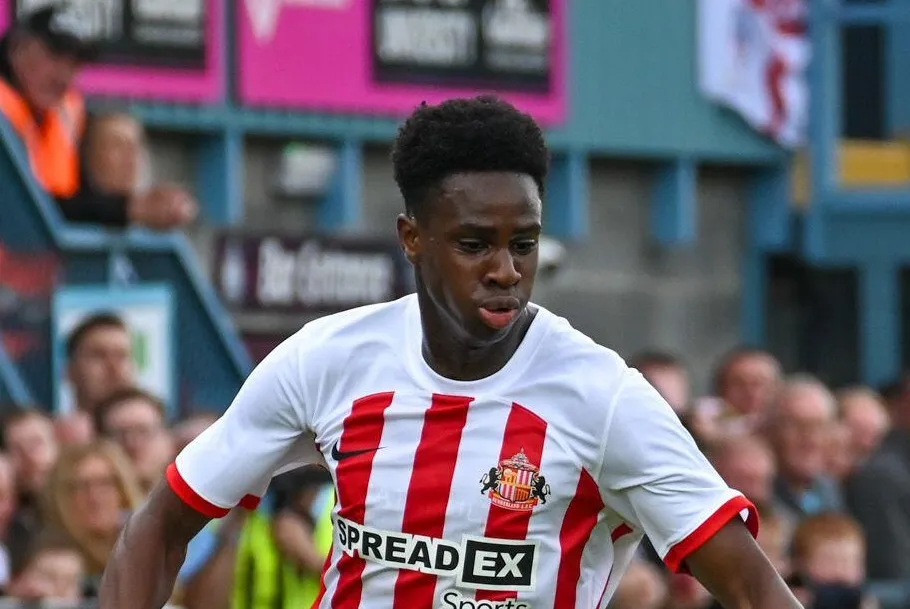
[173,509,246,609]
[59,312,136,445]
[689,347,781,443]
[791,513,878,609]
[0,4,95,200]
[233,467,334,609]
[844,375,910,582]
[608,557,668,609]
[6,531,85,603]
[825,422,855,482]
[42,441,142,583]
[768,374,843,524]
[94,387,174,494]
[756,510,792,579]
[708,433,776,513]
[77,111,197,229]
[0,4,198,230]
[1,411,55,501]
[1,410,57,567]
[665,573,714,609]
[171,413,218,453]
[630,351,690,416]
[270,467,333,573]
[838,387,891,466]
[0,454,15,587]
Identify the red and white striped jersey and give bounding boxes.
[169,295,758,609]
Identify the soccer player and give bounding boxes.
[99,96,802,609]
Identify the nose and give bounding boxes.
[485,248,521,287]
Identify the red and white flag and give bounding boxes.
[698,0,810,148]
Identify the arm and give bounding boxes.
[598,369,785,608]
[55,188,129,227]
[686,519,803,608]
[100,482,210,609]
[181,513,247,609]
[272,511,326,574]
[100,329,318,609]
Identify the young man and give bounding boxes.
[100,96,801,609]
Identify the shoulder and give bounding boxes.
[528,305,630,396]
[270,295,413,375]
[293,294,413,350]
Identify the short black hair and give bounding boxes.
[392,95,549,219]
[66,312,127,359]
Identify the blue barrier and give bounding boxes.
[0,337,32,407]
[0,115,251,414]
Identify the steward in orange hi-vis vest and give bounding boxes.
[0,78,85,197]
[0,4,97,198]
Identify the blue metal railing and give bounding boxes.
[0,115,251,413]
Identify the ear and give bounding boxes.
[396,213,420,265]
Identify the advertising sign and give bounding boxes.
[52,284,175,416]
[1,0,224,102]
[238,0,566,124]
[213,233,413,315]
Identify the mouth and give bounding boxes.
[478,297,521,330]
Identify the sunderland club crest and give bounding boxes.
[480,449,550,511]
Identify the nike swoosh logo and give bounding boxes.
[331,441,381,462]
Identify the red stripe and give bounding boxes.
[611,523,633,542]
[331,392,395,609]
[554,469,605,609]
[166,463,229,519]
[664,495,759,573]
[166,463,262,518]
[392,394,472,608]
[310,542,335,609]
[238,494,261,510]
[476,403,547,602]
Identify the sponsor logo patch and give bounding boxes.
[336,516,539,592]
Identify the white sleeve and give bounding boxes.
[167,334,315,518]
[597,369,758,572]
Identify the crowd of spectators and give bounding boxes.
[609,348,909,609]
[0,313,332,608]
[0,3,197,232]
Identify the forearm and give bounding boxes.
[686,521,804,609]
[100,484,208,609]
[735,569,804,609]
[100,509,187,609]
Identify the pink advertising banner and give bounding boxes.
[0,0,224,103]
[238,0,567,125]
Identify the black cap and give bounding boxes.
[17,3,101,62]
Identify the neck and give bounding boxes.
[418,293,535,382]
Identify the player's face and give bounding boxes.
[398,171,542,342]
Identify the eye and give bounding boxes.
[457,239,487,254]
[511,239,538,256]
